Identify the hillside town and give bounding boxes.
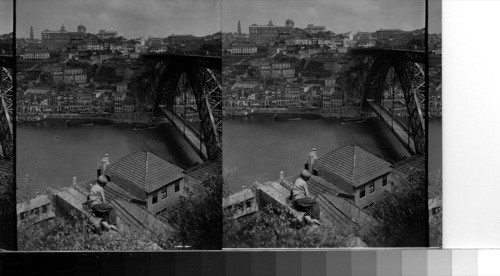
[222,19,441,118]
[16,25,221,123]
[0,33,13,56]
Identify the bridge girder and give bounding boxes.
[143,55,222,160]
[359,51,426,155]
[0,58,13,160]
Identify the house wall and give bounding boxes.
[147,178,184,214]
[354,173,392,208]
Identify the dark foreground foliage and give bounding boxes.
[166,174,223,249]
[17,213,173,251]
[0,170,15,250]
[223,204,355,248]
[360,170,428,247]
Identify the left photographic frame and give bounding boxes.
[0,0,15,251]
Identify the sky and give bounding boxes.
[429,0,442,34]
[0,0,13,35]
[17,0,221,39]
[223,0,433,34]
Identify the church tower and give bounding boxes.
[237,21,241,34]
[30,26,34,40]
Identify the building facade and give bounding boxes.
[41,25,70,52]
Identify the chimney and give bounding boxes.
[308,148,317,174]
[99,154,110,176]
[73,176,77,186]
[280,171,284,180]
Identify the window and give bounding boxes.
[175,181,180,193]
[369,182,375,194]
[42,205,48,213]
[152,195,158,204]
[162,190,167,199]
[360,187,365,199]
[382,175,388,187]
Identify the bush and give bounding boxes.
[223,204,354,248]
[164,174,223,249]
[0,170,14,250]
[17,212,167,251]
[360,170,428,247]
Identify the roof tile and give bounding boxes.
[107,151,184,194]
[315,146,392,188]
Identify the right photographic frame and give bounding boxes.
[222,0,441,248]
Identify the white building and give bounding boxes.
[230,44,258,55]
[22,50,50,61]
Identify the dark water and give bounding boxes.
[223,115,416,193]
[17,120,202,198]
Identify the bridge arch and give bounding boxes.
[0,58,13,160]
[352,49,426,155]
[141,54,222,160]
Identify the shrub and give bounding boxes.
[360,170,428,247]
[0,170,14,250]
[17,212,166,251]
[223,204,353,248]
[164,173,223,250]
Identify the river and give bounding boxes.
[223,115,442,193]
[16,120,202,198]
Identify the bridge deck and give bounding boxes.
[160,107,207,160]
[368,101,415,155]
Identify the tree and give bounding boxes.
[0,170,15,250]
[360,170,428,247]
[165,173,223,249]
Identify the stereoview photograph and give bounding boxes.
[15,0,222,250]
[222,0,441,248]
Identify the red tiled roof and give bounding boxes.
[184,154,221,182]
[107,151,184,194]
[314,146,392,188]
[391,155,425,176]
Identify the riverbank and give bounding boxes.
[224,106,362,119]
[17,112,153,125]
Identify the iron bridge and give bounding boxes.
[350,48,426,155]
[140,54,222,160]
[0,55,13,160]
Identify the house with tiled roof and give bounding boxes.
[106,151,185,214]
[310,145,393,208]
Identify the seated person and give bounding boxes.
[88,175,118,231]
[290,170,321,225]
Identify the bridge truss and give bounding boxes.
[350,49,426,155]
[0,56,13,160]
[142,54,222,160]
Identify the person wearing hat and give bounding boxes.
[88,175,118,231]
[290,170,321,225]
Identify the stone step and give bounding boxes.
[256,182,305,222]
[53,187,102,229]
